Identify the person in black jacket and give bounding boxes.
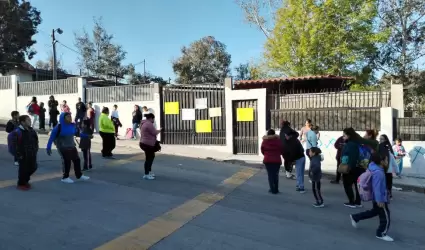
[283,129,306,193]
[48,95,59,129]
[79,119,94,171]
[14,115,39,191]
[75,97,87,128]
[132,105,143,139]
[6,111,20,166]
[280,120,298,179]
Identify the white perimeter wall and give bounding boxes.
[92,99,161,138]
[17,94,81,127]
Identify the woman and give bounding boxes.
[300,119,320,142]
[48,95,59,129]
[99,107,116,158]
[279,120,297,179]
[261,129,283,194]
[331,135,346,184]
[140,113,161,180]
[341,128,378,208]
[132,105,143,139]
[379,134,395,198]
[111,104,122,139]
[27,97,40,128]
[86,102,95,131]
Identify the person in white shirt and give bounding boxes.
[110,104,122,139]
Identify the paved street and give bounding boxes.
[0,135,424,250]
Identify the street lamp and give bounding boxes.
[52,28,63,80]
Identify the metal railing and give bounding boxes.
[18,78,78,96]
[85,84,155,103]
[0,76,12,90]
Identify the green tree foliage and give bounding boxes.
[376,0,425,80]
[264,0,385,83]
[0,0,42,73]
[234,63,251,80]
[34,53,67,74]
[126,64,168,85]
[74,17,127,79]
[172,36,231,84]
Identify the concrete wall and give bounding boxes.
[0,75,18,121]
[91,99,161,137]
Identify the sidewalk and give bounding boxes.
[91,136,425,194]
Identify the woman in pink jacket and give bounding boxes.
[140,113,161,180]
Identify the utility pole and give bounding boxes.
[143,59,146,83]
[51,28,63,80]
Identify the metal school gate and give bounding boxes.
[232,99,258,154]
[161,84,226,145]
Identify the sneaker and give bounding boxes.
[349,215,358,228]
[297,188,306,194]
[78,175,90,181]
[355,204,363,208]
[149,172,155,177]
[61,178,74,184]
[82,168,89,172]
[143,175,155,180]
[376,235,394,242]
[309,180,312,184]
[14,161,19,166]
[344,203,357,208]
[313,202,324,208]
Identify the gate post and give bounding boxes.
[77,77,87,102]
[380,107,397,143]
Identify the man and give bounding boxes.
[46,112,90,184]
[75,97,86,128]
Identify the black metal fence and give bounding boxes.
[268,89,390,131]
[161,84,226,145]
[232,99,258,154]
[396,118,425,141]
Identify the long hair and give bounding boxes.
[343,127,361,141]
[379,134,394,155]
[366,129,379,140]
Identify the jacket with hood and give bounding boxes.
[76,101,87,118]
[279,123,298,157]
[99,113,115,133]
[15,125,39,159]
[140,120,157,146]
[47,113,77,150]
[261,135,283,164]
[132,109,143,124]
[309,155,322,182]
[6,119,19,133]
[281,130,304,163]
[369,162,388,203]
[341,136,379,171]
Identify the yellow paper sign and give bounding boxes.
[196,120,212,133]
[164,102,179,115]
[236,108,254,122]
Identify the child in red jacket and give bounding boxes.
[261,129,283,194]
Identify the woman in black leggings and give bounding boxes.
[139,113,161,180]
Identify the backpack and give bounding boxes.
[27,104,34,114]
[7,128,22,156]
[358,145,371,169]
[357,169,373,202]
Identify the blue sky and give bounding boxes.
[29,0,266,80]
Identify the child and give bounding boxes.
[39,102,46,131]
[15,115,39,191]
[6,111,20,166]
[309,147,324,207]
[80,119,94,171]
[350,152,393,242]
[260,129,283,194]
[392,138,406,177]
[111,104,122,140]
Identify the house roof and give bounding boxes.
[235,75,354,87]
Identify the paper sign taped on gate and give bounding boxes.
[236,108,254,122]
[196,120,212,133]
[164,102,179,115]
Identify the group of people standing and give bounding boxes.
[261,119,404,242]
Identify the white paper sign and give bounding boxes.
[182,108,195,120]
[209,107,222,117]
[195,98,208,109]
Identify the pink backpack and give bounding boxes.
[357,170,373,202]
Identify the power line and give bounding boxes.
[56,41,82,56]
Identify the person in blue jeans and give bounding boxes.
[284,130,306,193]
[131,105,143,139]
[305,125,319,159]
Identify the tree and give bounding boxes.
[74,17,127,80]
[126,64,168,85]
[172,36,232,84]
[376,0,425,81]
[264,0,384,83]
[235,0,281,38]
[234,63,251,80]
[0,0,42,73]
[34,53,66,73]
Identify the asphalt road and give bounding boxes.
[0,140,424,250]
